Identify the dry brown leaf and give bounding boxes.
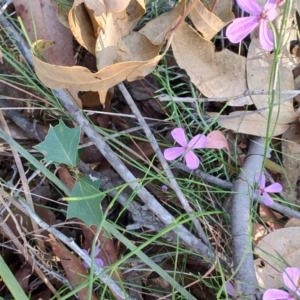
[171,22,252,106]
[68,0,105,55]
[13,0,74,66]
[112,0,146,37]
[139,0,186,45]
[56,4,70,28]
[207,0,234,23]
[247,39,298,124]
[96,27,161,69]
[32,40,162,103]
[285,218,300,228]
[252,223,269,245]
[15,263,31,291]
[104,0,131,13]
[49,237,97,300]
[207,112,289,137]
[69,0,145,55]
[254,227,300,289]
[189,0,233,41]
[259,204,284,231]
[280,123,300,205]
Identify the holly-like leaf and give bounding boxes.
[67,175,104,226]
[34,120,80,166]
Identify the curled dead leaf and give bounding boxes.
[32,40,162,103]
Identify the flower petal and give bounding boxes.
[227,16,259,44]
[262,192,274,206]
[255,173,266,190]
[265,183,282,193]
[95,258,104,267]
[188,134,207,149]
[164,147,184,161]
[94,247,100,257]
[83,262,89,269]
[282,267,300,293]
[237,0,261,15]
[171,128,187,147]
[263,289,290,300]
[225,282,236,297]
[264,0,278,21]
[185,151,200,169]
[259,20,274,51]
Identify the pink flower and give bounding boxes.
[226,0,277,51]
[164,128,207,170]
[161,185,168,191]
[225,281,236,298]
[254,174,282,206]
[82,247,104,269]
[263,267,300,300]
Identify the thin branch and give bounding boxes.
[158,90,300,102]
[17,199,133,300]
[175,162,300,220]
[118,82,210,246]
[230,136,264,300]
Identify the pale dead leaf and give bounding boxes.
[0,49,3,64]
[189,0,233,41]
[104,0,131,13]
[247,39,298,124]
[32,40,162,104]
[56,4,70,28]
[285,218,300,228]
[68,0,106,55]
[259,204,284,231]
[254,227,300,289]
[207,0,234,23]
[139,0,186,45]
[113,0,146,37]
[252,223,269,245]
[207,111,289,137]
[96,20,161,69]
[171,22,252,106]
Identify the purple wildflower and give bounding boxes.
[254,174,282,206]
[226,0,278,50]
[161,185,168,191]
[263,267,300,300]
[82,248,104,269]
[225,281,236,298]
[164,128,207,170]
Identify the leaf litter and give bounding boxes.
[1,0,300,299]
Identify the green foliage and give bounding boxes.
[34,120,103,226]
[67,175,104,226]
[35,120,80,166]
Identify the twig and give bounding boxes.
[175,162,300,220]
[118,82,210,246]
[230,136,264,300]
[18,199,133,300]
[174,162,233,190]
[0,98,45,141]
[158,89,300,102]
